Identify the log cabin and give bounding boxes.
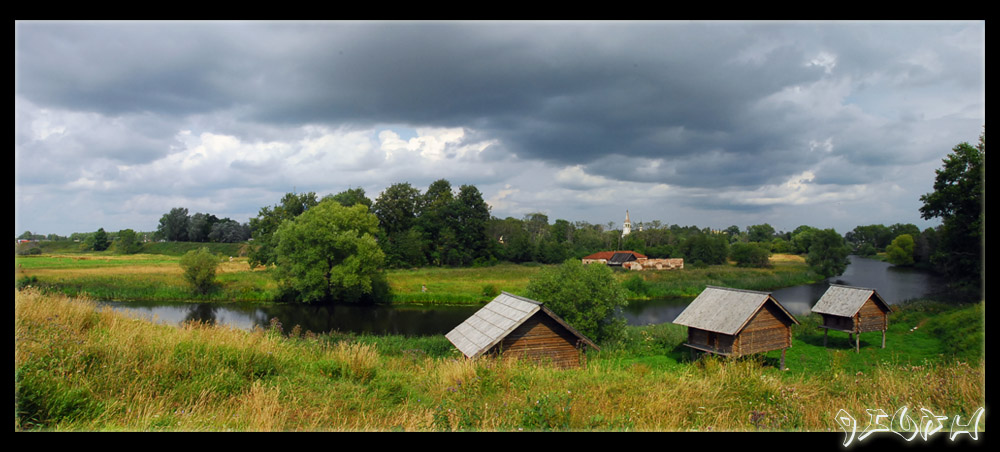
[673,286,799,369]
[811,284,892,352]
[445,292,599,369]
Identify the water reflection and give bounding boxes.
[99,300,480,336]
[99,256,951,335]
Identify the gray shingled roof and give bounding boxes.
[673,286,799,335]
[445,292,598,358]
[811,284,891,317]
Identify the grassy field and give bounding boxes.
[15,250,823,305]
[15,288,984,432]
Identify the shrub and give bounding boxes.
[729,242,771,268]
[179,247,220,294]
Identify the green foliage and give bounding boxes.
[746,223,775,243]
[179,247,220,294]
[112,228,143,254]
[679,233,728,266]
[805,229,850,278]
[248,192,319,268]
[326,187,373,209]
[729,242,771,268]
[87,228,110,252]
[919,131,984,289]
[273,199,388,303]
[524,259,628,344]
[156,207,191,242]
[885,234,915,266]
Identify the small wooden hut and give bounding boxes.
[445,292,599,369]
[811,284,892,352]
[673,286,799,369]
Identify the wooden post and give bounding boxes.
[780,348,786,371]
[856,332,860,353]
[882,330,886,349]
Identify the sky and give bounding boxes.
[14,20,985,238]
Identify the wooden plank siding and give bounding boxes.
[493,313,583,368]
[856,298,887,333]
[736,301,792,356]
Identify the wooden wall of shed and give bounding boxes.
[856,298,888,333]
[735,301,791,356]
[492,313,582,368]
[687,328,735,355]
[821,313,855,331]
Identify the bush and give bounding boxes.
[179,247,219,294]
[525,259,628,344]
[729,243,771,268]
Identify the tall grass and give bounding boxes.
[16,289,984,432]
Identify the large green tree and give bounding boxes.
[806,229,851,278]
[248,192,318,268]
[273,200,387,303]
[524,259,628,344]
[113,228,143,254]
[156,207,190,242]
[919,131,984,290]
[885,234,915,266]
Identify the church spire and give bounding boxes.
[622,210,631,237]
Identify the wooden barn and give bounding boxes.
[445,292,599,369]
[673,286,799,369]
[811,284,892,352]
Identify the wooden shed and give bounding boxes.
[445,292,599,369]
[811,284,892,352]
[673,286,799,369]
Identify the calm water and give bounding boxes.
[100,256,950,336]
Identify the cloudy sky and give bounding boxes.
[15,20,985,237]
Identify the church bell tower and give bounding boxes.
[622,210,631,237]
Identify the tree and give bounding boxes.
[248,192,318,268]
[113,228,143,254]
[524,259,628,344]
[730,242,771,268]
[327,187,373,210]
[885,234,915,266]
[373,183,422,235]
[679,233,728,267]
[208,219,251,243]
[179,247,219,294]
[157,207,191,241]
[746,223,776,243]
[87,228,110,251]
[806,229,851,278]
[919,131,984,290]
[452,184,492,265]
[188,212,220,242]
[273,199,387,303]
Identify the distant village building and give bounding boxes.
[581,250,683,271]
[673,286,799,370]
[811,285,892,352]
[622,210,631,237]
[445,292,599,369]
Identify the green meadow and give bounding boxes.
[15,288,984,431]
[15,247,824,305]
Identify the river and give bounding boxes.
[100,255,951,336]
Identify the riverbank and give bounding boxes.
[15,253,823,305]
[15,288,984,432]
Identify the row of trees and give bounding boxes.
[155,208,250,243]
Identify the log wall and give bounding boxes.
[735,301,791,356]
[493,313,582,368]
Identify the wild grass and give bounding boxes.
[16,288,984,432]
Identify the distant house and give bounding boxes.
[445,292,599,369]
[673,286,799,369]
[582,250,682,271]
[581,250,647,266]
[811,284,892,352]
